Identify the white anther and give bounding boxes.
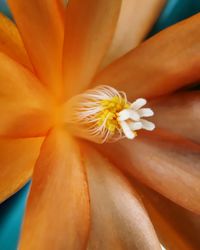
[118,109,130,121]
[131,98,147,110]
[128,109,140,121]
[128,121,142,130]
[140,119,155,131]
[120,121,136,139]
[118,109,140,122]
[138,108,154,117]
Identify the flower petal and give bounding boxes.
[8,0,64,98]
[83,145,161,250]
[136,182,200,250]
[0,52,52,137]
[93,13,200,99]
[19,129,90,250]
[150,91,200,143]
[101,0,166,68]
[57,0,65,20]
[98,130,200,214]
[63,0,122,98]
[0,13,32,70]
[0,137,42,203]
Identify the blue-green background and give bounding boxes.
[0,0,200,249]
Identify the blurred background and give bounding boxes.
[0,0,200,249]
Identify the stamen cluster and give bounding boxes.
[64,85,155,143]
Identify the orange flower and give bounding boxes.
[0,0,200,249]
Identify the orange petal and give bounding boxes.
[0,137,42,203]
[19,129,90,250]
[8,0,64,99]
[0,13,33,70]
[150,91,200,144]
[56,0,65,21]
[101,0,166,68]
[0,52,52,137]
[98,130,200,214]
[63,0,122,98]
[93,13,200,99]
[136,182,200,250]
[82,145,161,250]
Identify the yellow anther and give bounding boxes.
[96,96,129,132]
[64,85,155,143]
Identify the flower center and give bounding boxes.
[64,85,155,143]
[97,95,130,133]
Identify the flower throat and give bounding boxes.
[64,85,155,144]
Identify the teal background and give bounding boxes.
[148,0,200,36]
[0,184,30,250]
[0,0,12,19]
[0,0,200,249]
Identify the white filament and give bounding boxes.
[64,85,155,143]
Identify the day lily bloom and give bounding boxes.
[0,0,200,249]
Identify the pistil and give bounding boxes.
[64,85,155,143]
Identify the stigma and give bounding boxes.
[64,85,155,144]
